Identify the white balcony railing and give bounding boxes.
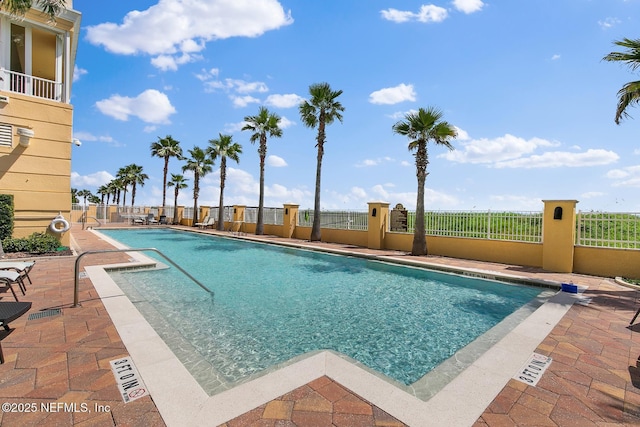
[0,68,62,101]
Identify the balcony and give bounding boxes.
[0,68,63,102]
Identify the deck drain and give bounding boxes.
[28,308,61,320]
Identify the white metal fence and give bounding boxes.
[576,211,640,249]
[68,203,640,249]
[298,209,368,230]
[405,210,544,243]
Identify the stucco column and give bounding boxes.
[282,204,299,238]
[542,200,578,273]
[368,202,390,250]
[233,205,246,222]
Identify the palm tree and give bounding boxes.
[299,82,345,241]
[116,167,130,207]
[167,174,189,224]
[110,178,125,206]
[117,164,148,207]
[0,0,65,19]
[208,134,242,231]
[150,135,183,210]
[182,146,213,226]
[76,189,92,206]
[392,107,456,256]
[126,164,148,207]
[71,187,78,204]
[242,107,283,235]
[603,38,640,124]
[96,185,109,205]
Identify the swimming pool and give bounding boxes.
[100,228,543,392]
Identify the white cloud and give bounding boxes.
[95,89,176,124]
[452,0,484,14]
[206,78,269,94]
[369,83,416,105]
[231,95,260,108]
[71,171,114,188]
[73,65,88,82]
[86,0,293,70]
[581,191,605,199]
[454,127,470,141]
[267,155,287,167]
[494,149,619,169]
[203,168,312,207]
[598,17,621,29]
[195,68,220,81]
[443,133,618,169]
[151,52,203,71]
[278,116,295,129]
[388,109,418,120]
[488,195,543,211]
[442,134,558,164]
[355,157,395,168]
[358,159,380,167]
[551,54,561,60]
[73,131,113,144]
[607,165,640,187]
[224,121,247,133]
[371,184,458,210]
[265,93,304,108]
[381,5,448,23]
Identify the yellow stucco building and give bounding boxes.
[0,2,81,246]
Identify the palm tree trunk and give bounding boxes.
[256,137,266,235]
[311,121,325,241]
[162,157,169,213]
[131,183,137,207]
[412,143,428,255]
[218,159,226,231]
[412,176,427,255]
[192,175,199,226]
[173,190,179,224]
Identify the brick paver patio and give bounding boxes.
[0,224,639,426]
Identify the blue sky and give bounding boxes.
[70,0,640,212]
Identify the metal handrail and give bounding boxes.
[73,248,213,307]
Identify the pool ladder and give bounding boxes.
[73,248,213,307]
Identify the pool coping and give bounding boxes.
[85,228,579,426]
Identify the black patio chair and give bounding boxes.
[0,301,32,363]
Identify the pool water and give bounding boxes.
[100,228,542,387]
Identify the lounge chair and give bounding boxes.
[0,271,26,300]
[199,217,215,229]
[195,215,210,228]
[0,301,32,363]
[0,261,35,286]
[146,213,159,225]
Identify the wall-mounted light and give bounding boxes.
[73,138,82,146]
[17,127,34,147]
